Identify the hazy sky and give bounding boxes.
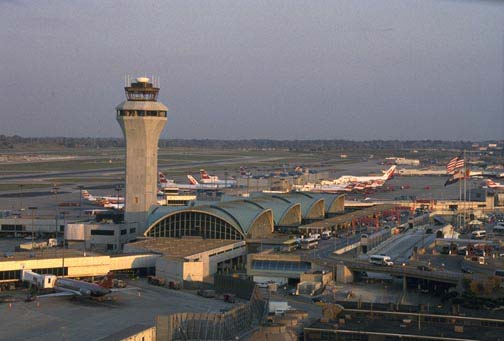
[0,0,503,140]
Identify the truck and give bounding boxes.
[18,238,58,251]
[268,301,291,315]
[147,276,166,286]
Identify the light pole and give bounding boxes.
[28,206,37,251]
[18,184,24,211]
[60,211,68,277]
[115,184,122,209]
[77,185,84,217]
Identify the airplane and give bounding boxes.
[198,169,236,187]
[22,270,132,300]
[293,166,395,194]
[322,165,396,186]
[484,179,504,190]
[102,202,124,209]
[158,172,220,192]
[240,166,252,178]
[82,190,124,204]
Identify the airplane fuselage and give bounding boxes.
[55,278,111,297]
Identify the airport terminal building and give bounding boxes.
[143,193,345,240]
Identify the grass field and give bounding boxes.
[0,183,54,191]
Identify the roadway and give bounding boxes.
[314,256,464,284]
[367,227,437,264]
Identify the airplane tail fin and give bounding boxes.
[486,179,496,187]
[99,271,115,289]
[384,165,396,180]
[187,175,199,185]
[159,171,168,184]
[82,190,95,201]
[200,169,210,179]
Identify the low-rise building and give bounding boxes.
[124,238,247,282]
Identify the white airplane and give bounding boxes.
[485,179,504,190]
[199,169,236,187]
[82,190,124,204]
[322,165,396,186]
[158,172,220,191]
[22,270,132,300]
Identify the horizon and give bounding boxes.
[1,135,502,144]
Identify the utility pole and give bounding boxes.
[28,206,37,251]
[77,185,84,217]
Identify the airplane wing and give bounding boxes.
[110,287,139,293]
[36,291,78,298]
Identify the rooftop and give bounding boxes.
[306,308,504,341]
[124,237,244,259]
[301,204,398,229]
[0,248,100,262]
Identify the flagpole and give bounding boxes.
[463,149,467,229]
[458,161,462,230]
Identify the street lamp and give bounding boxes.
[115,184,122,208]
[77,185,85,216]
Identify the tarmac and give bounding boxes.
[0,278,232,341]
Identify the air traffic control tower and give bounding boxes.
[116,77,168,230]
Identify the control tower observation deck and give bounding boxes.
[116,77,168,231]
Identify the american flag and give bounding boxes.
[446,155,464,174]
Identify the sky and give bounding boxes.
[0,0,503,140]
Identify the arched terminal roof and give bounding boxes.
[267,192,325,220]
[144,200,273,239]
[307,193,345,215]
[243,196,301,227]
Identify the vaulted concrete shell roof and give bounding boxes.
[144,201,273,238]
[265,192,325,220]
[306,193,345,215]
[242,197,301,226]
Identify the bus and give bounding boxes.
[492,225,504,236]
[300,237,318,250]
[369,255,394,266]
[471,230,487,239]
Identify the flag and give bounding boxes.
[444,169,469,186]
[446,155,464,174]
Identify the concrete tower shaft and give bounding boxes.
[116,77,167,230]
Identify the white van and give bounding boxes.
[321,231,332,240]
[471,230,486,239]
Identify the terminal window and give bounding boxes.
[251,260,311,272]
[91,230,115,236]
[1,224,25,231]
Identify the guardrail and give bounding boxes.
[311,257,464,284]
